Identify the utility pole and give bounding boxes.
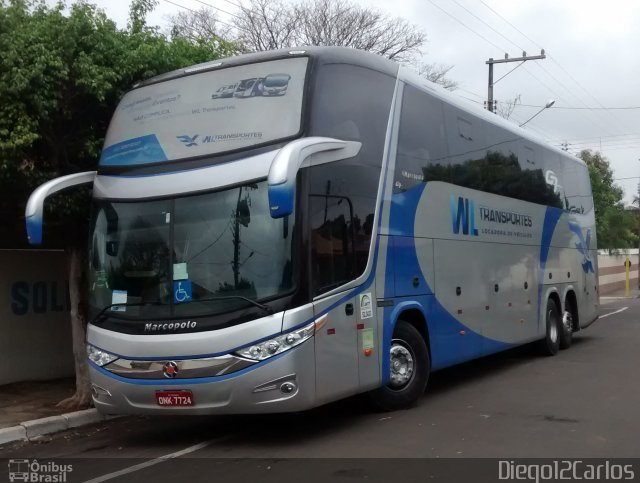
[486,50,546,113]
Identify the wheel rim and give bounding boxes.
[548,309,558,343]
[389,340,415,389]
[562,310,573,333]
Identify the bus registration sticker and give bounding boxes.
[156,390,194,407]
[359,292,373,319]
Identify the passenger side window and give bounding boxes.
[309,194,356,296]
[395,84,448,193]
[563,161,593,214]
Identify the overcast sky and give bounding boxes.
[80,0,640,204]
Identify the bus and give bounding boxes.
[25,47,598,414]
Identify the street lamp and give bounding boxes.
[519,99,555,127]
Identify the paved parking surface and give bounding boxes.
[2,297,639,481]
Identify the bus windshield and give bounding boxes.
[99,57,308,167]
[88,181,295,319]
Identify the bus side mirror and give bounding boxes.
[267,137,361,218]
[25,171,97,245]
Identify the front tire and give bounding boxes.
[368,321,429,411]
[540,298,561,356]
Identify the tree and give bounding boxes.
[413,62,458,90]
[496,94,521,120]
[579,150,639,250]
[168,0,457,89]
[167,6,242,57]
[0,0,228,409]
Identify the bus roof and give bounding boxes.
[134,46,583,170]
[136,46,399,89]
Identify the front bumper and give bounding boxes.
[90,339,316,415]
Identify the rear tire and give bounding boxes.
[559,304,574,350]
[368,321,429,411]
[540,298,561,356]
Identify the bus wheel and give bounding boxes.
[559,307,573,350]
[540,298,561,356]
[368,320,429,411]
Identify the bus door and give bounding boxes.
[309,193,378,401]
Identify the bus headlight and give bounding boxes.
[235,321,315,361]
[87,344,118,366]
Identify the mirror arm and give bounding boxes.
[25,171,97,245]
[267,137,361,218]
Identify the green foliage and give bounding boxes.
[0,0,227,247]
[580,150,638,250]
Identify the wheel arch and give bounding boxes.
[387,301,431,361]
[563,288,580,331]
[542,288,562,333]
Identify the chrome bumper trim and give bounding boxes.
[103,354,256,379]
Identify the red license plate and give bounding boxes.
[155,390,194,407]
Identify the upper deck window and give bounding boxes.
[100,57,308,167]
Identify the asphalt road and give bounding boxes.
[2,297,639,482]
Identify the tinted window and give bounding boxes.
[563,160,593,214]
[396,84,563,208]
[310,63,395,168]
[308,160,378,295]
[309,194,355,295]
[395,84,448,193]
[306,63,394,291]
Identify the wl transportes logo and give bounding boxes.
[177,134,199,147]
[450,196,479,236]
[450,195,534,238]
[177,132,263,147]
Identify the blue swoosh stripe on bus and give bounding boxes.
[537,206,564,324]
[99,134,168,166]
[382,182,513,376]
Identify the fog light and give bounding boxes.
[280,382,296,394]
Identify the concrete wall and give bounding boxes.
[598,249,639,295]
[0,250,74,385]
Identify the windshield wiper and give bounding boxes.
[195,295,273,314]
[90,301,165,325]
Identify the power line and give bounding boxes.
[560,133,640,143]
[450,0,524,52]
[163,0,252,36]
[506,102,640,111]
[192,0,242,21]
[477,0,633,138]
[457,87,485,99]
[218,0,244,10]
[428,0,616,137]
[164,0,197,13]
[451,1,618,136]
[425,0,504,52]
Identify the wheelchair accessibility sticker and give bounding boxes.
[173,280,192,304]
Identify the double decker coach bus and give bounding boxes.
[26,47,598,413]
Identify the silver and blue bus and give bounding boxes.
[26,47,598,414]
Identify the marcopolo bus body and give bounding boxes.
[26,47,598,414]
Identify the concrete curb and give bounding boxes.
[0,409,120,446]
